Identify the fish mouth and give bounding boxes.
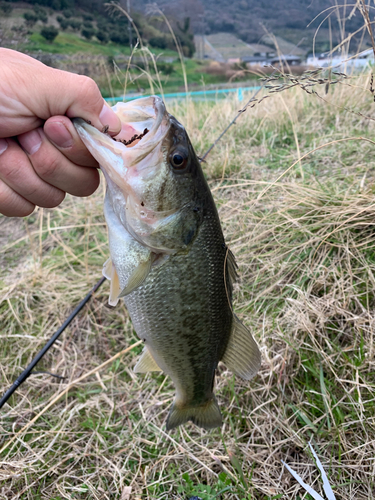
[74,96,176,248]
[73,96,169,181]
[111,96,167,150]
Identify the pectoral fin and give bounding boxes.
[103,258,122,307]
[117,256,152,297]
[221,316,261,380]
[134,346,162,373]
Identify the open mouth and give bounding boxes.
[108,96,167,149]
[73,96,168,171]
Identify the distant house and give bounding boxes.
[306,49,374,71]
[242,55,270,66]
[261,35,307,58]
[270,54,302,66]
[242,54,302,67]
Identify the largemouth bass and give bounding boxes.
[74,96,261,430]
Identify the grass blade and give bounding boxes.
[281,460,325,500]
[309,442,337,500]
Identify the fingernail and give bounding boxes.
[0,138,8,155]
[44,121,74,149]
[18,129,42,155]
[99,103,121,133]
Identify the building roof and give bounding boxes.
[260,35,307,56]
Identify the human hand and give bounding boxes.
[0,48,121,217]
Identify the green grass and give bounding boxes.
[16,32,259,96]
[25,31,130,55]
[1,73,375,498]
[21,31,180,59]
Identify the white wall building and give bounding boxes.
[306,49,374,72]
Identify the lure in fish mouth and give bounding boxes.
[74,96,261,431]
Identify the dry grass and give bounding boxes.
[1,73,375,499]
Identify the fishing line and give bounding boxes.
[0,277,106,410]
[1,85,265,410]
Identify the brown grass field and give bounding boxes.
[1,64,375,499]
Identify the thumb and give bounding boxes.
[1,49,121,136]
[37,69,121,136]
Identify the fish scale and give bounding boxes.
[125,201,233,411]
[73,96,261,431]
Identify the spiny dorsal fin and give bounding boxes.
[221,315,261,380]
[102,258,122,307]
[134,346,162,373]
[118,256,152,298]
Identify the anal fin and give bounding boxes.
[134,346,162,373]
[221,315,261,380]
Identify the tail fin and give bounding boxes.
[166,396,222,431]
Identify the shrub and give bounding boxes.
[0,2,12,16]
[50,0,61,10]
[69,19,81,30]
[83,21,93,29]
[109,30,128,45]
[97,21,110,32]
[58,19,69,30]
[34,6,48,23]
[82,14,94,21]
[40,25,59,43]
[62,9,73,19]
[96,31,109,44]
[81,27,96,40]
[157,62,174,75]
[149,35,167,49]
[23,12,38,28]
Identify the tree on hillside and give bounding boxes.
[23,12,38,28]
[96,31,108,44]
[62,9,73,18]
[34,6,48,23]
[176,17,195,57]
[57,17,70,30]
[0,2,13,16]
[69,19,82,30]
[41,25,59,42]
[81,27,96,39]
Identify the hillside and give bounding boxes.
[1,0,369,56]
[134,0,369,54]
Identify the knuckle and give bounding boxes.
[0,181,35,217]
[0,154,25,184]
[40,190,65,209]
[34,154,61,180]
[75,75,101,102]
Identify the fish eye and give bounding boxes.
[170,151,188,170]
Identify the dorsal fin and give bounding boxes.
[221,315,261,380]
